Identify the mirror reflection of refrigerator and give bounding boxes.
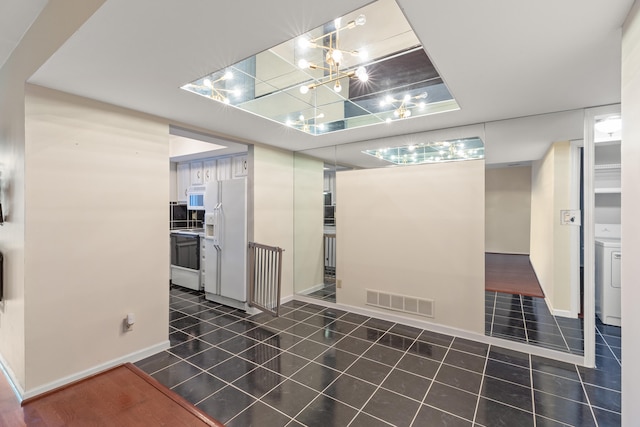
[203,178,247,307]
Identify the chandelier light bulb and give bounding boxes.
[355,66,368,82]
[223,97,230,104]
[408,145,415,151]
[331,49,343,64]
[223,71,233,80]
[379,100,386,107]
[300,85,310,94]
[386,95,394,104]
[334,80,342,93]
[298,37,311,49]
[298,59,310,69]
[355,14,366,26]
[203,78,213,88]
[404,94,411,102]
[405,110,412,118]
[286,119,293,126]
[393,110,400,117]
[418,102,426,109]
[318,123,326,130]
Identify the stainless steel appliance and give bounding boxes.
[170,229,203,290]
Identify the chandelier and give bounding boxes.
[297,14,369,94]
[379,92,429,120]
[286,112,326,134]
[201,71,239,104]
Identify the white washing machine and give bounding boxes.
[595,224,621,326]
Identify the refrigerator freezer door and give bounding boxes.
[219,178,247,302]
[203,239,220,295]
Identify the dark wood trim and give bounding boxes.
[124,363,225,427]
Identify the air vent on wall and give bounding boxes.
[366,289,434,318]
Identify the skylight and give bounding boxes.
[362,137,485,165]
[181,0,459,135]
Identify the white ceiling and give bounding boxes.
[25,0,633,160]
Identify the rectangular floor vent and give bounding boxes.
[365,290,434,318]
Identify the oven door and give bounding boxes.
[170,233,200,270]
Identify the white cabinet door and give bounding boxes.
[176,162,190,202]
[217,158,232,181]
[190,161,203,185]
[203,160,217,184]
[233,155,248,178]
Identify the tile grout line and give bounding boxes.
[344,329,421,426]
[471,344,490,426]
[519,294,530,344]
[574,363,600,427]
[529,353,537,427]
[407,336,455,426]
[490,291,497,336]
[273,314,384,424]
[595,324,622,367]
[191,304,351,421]
[549,307,573,353]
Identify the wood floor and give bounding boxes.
[485,252,545,298]
[1,364,224,426]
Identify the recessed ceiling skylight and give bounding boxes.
[181,0,459,135]
[362,137,485,165]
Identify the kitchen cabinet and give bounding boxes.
[176,162,190,202]
[233,155,248,178]
[190,161,203,185]
[203,160,217,184]
[217,157,232,181]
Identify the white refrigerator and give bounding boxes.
[203,177,247,308]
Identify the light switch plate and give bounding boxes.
[561,209,581,226]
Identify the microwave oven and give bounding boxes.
[187,185,206,210]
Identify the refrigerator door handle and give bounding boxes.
[213,203,222,249]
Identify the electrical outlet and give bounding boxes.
[336,279,342,288]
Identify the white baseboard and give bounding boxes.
[19,340,170,401]
[297,283,327,295]
[552,307,577,318]
[280,294,294,304]
[0,352,25,402]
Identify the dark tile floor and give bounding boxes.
[136,286,621,426]
[306,283,336,303]
[485,291,622,365]
[485,291,586,355]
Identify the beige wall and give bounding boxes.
[336,160,485,333]
[24,85,170,392]
[293,154,324,293]
[530,141,573,314]
[622,3,640,424]
[485,166,532,254]
[0,0,105,393]
[251,145,295,299]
